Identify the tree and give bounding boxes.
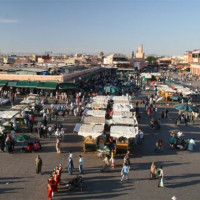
[99,52,104,57]
[145,56,157,64]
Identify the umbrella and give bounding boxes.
[15,134,31,142]
[104,86,119,94]
[173,103,199,113]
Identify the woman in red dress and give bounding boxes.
[47,182,52,200]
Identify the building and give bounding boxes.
[190,50,200,75]
[135,45,144,58]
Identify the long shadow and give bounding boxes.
[0,187,24,194]
[54,175,133,199]
[166,179,200,188]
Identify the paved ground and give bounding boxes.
[0,84,200,200]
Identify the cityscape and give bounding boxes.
[0,1,200,200]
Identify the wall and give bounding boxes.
[0,67,102,82]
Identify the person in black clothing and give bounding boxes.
[165,109,169,118]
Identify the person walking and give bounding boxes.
[79,155,84,174]
[188,138,196,151]
[56,138,61,153]
[165,109,169,118]
[67,157,73,175]
[149,162,156,179]
[121,163,130,182]
[35,155,42,174]
[158,166,164,187]
[60,128,65,142]
[101,155,110,172]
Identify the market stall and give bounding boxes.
[83,109,106,118]
[81,116,105,125]
[86,102,107,109]
[113,103,133,112]
[77,124,105,153]
[0,111,19,133]
[111,117,138,126]
[110,125,138,154]
[112,111,133,119]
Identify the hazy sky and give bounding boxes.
[0,0,200,56]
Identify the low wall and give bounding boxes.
[0,67,102,82]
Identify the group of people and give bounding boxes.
[170,131,196,151]
[175,113,194,126]
[149,162,164,187]
[67,152,84,175]
[47,164,62,200]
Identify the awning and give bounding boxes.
[59,83,76,89]
[0,80,7,86]
[16,81,38,88]
[7,81,18,87]
[37,82,57,90]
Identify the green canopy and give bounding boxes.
[104,86,119,94]
[0,80,7,86]
[7,81,18,87]
[59,83,76,89]
[16,81,38,88]
[173,103,199,113]
[15,134,30,142]
[37,82,57,90]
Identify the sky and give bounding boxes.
[0,0,200,56]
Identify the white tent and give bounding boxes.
[113,103,133,112]
[84,109,106,117]
[110,126,138,138]
[111,117,138,126]
[112,96,129,101]
[86,102,107,109]
[113,111,133,118]
[0,111,19,119]
[78,124,104,138]
[11,105,28,111]
[20,99,35,104]
[82,116,105,125]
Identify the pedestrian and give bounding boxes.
[161,110,165,119]
[170,132,175,148]
[149,161,156,179]
[56,138,61,153]
[60,128,65,142]
[101,155,110,172]
[35,155,42,174]
[47,181,53,200]
[158,166,164,187]
[188,138,195,151]
[79,155,84,174]
[121,163,130,182]
[110,152,115,169]
[165,109,169,118]
[48,126,53,139]
[68,157,73,175]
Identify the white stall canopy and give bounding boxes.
[84,109,106,118]
[82,116,105,125]
[86,102,107,109]
[113,103,133,112]
[113,111,133,118]
[0,111,19,119]
[111,117,138,126]
[110,126,138,138]
[78,124,104,138]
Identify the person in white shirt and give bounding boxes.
[79,155,84,174]
[60,128,65,142]
[55,129,60,138]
